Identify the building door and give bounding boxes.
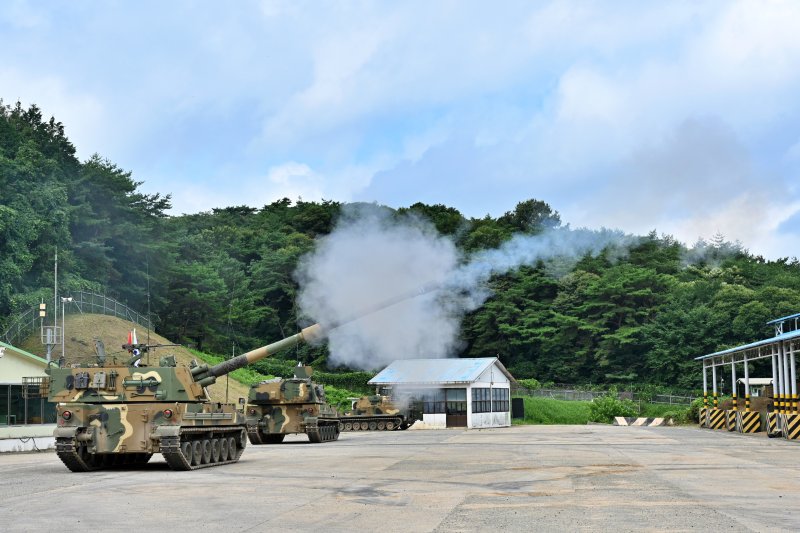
[445,388,467,427]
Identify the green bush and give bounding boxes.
[516,378,541,391]
[589,395,637,423]
[323,385,360,412]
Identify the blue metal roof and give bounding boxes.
[368,358,515,385]
[694,328,800,360]
[766,312,800,325]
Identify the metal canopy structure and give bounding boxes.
[695,316,800,414]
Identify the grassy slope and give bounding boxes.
[18,314,252,403]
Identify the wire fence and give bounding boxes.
[2,291,152,346]
[513,387,695,406]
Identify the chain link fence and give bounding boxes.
[2,291,152,346]
[513,385,695,406]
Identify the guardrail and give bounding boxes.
[2,291,152,346]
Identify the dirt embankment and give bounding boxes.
[19,314,250,403]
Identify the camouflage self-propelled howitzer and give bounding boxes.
[340,394,422,431]
[245,365,340,444]
[45,324,323,472]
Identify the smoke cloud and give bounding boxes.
[295,204,633,370]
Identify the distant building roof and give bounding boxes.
[368,357,515,385]
[695,328,800,361]
[736,378,772,386]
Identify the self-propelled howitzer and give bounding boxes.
[47,324,323,472]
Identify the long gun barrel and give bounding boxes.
[190,281,442,388]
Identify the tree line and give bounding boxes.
[2,102,799,390]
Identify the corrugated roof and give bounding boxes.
[368,357,515,385]
[694,328,800,361]
[766,312,800,325]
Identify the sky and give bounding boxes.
[2,0,800,259]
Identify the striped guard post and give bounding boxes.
[613,417,666,427]
[767,412,780,437]
[736,411,761,433]
[708,409,726,430]
[699,407,708,428]
[725,410,737,432]
[783,413,800,440]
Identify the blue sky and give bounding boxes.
[2,1,799,259]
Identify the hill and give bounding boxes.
[18,314,250,403]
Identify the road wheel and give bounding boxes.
[386,421,395,431]
[201,439,212,464]
[191,441,202,466]
[220,437,229,461]
[344,422,353,431]
[368,421,378,431]
[211,438,221,463]
[180,441,192,463]
[360,422,370,431]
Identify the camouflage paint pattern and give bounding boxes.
[245,366,339,442]
[55,400,242,454]
[347,395,402,416]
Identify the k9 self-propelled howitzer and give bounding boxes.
[245,364,340,444]
[47,325,323,472]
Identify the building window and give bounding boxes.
[472,388,491,413]
[492,388,509,412]
[0,384,57,425]
[422,389,445,414]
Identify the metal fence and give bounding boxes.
[514,387,695,406]
[2,291,152,346]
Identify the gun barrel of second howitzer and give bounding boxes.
[191,324,323,387]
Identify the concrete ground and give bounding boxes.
[1,425,798,532]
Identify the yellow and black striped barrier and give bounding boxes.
[781,413,800,440]
[767,412,781,438]
[698,407,708,428]
[735,411,761,433]
[708,408,726,430]
[725,410,737,431]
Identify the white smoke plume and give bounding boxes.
[295,204,634,370]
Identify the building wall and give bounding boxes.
[0,345,52,426]
[0,348,47,382]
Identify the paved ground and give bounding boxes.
[1,425,799,532]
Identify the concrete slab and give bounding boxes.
[0,425,798,532]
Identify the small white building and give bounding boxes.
[368,357,515,429]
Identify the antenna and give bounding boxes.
[146,257,151,365]
[226,276,236,404]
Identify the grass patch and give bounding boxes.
[512,396,695,425]
[513,396,591,425]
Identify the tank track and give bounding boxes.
[339,416,404,432]
[55,438,152,472]
[160,426,246,471]
[305,418,341,443]
[246,426,285,445]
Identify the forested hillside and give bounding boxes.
[2,102,800,390]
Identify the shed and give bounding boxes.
[368,357,515,429]
[0,340,55,427]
